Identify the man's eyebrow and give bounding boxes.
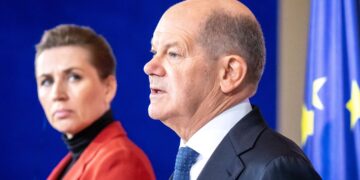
[151,40,182,50]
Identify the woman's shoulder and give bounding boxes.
[83,124,155,179]
[91,121,150,162]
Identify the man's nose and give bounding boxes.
[143,56,166,77]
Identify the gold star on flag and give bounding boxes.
[346,81,360,129]
[301,105,314,145]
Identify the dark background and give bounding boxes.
[0,0,277,179]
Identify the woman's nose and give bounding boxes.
[51,81,68,101]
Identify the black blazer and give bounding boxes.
[171,107,321,180]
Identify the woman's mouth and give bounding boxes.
[53,109,73,119]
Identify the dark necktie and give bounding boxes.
[173,146,199,180]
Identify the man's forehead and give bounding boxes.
[151,12,204,47]
[150,30,188,48]
[151,19,198,46]
[157,12,203,31]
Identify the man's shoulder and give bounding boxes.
[238,127,320,178]
[228,106,306,161]
[197,116,321,179]
[255,127,307,159]
[198,107,320,179]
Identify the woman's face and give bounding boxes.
[36,46,116,138]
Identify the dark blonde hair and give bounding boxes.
[35,24,116,79]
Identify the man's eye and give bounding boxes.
[168,51,180,58]
[68,73,82,82]
[150,50,157,56]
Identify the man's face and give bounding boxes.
[143,9,220,126]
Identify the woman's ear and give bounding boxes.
[219,55,247,93]
[104,75,117,104]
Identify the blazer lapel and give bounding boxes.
[62,121,126,180]
[47,153,72,179]
[198,107,267,180]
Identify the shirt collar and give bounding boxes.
[180,99,252,159]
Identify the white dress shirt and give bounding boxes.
[179,99,252,180]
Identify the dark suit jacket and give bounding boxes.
[172,107,321,180]
[48,121,155,180]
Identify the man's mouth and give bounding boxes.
[151,88,165,94]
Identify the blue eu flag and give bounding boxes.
[302,0,360,179]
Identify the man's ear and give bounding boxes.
[219,55,247,93]
[103,75,117,104]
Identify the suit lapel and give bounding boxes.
[226,157,244,179]
[198,107,267,180]
[169,173,173,180]
[197,135,244,180]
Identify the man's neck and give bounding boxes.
[176,96,246,141]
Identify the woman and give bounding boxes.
[35,24,155,180]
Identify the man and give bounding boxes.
[144,0,321,179]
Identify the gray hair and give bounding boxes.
[198,11,266,86]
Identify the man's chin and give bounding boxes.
[148,111,162,121]
[148,105,162,120]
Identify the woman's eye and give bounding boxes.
[40,79,53,87]
[68,73,82,82]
